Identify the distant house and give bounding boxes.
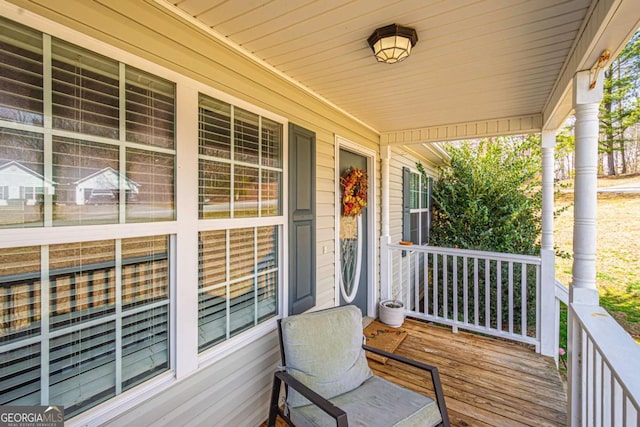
[0,160,55,205]
[74,167,140,205]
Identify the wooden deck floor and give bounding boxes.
[264,317,567,427]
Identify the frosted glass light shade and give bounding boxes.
[367,24,418,64]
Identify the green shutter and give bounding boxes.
[402,166,411,242]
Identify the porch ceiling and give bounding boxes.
[166,0,638,140]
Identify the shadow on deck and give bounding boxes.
[263,317,567,427]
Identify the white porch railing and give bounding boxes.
[569,302,640,426]
[382,242,541,348]
[553,279,640,426]
[382,241,640,425]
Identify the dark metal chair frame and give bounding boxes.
[267,317,451,427]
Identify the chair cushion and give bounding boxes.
[289,375,442,427]
[280,305,372,407]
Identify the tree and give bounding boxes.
[599,30,640,175]
[555,122,575,179]
[430,136,542,256]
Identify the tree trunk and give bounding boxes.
[620,139,627,174]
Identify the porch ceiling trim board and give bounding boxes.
[543,0,640,130]
[381,113,543,146]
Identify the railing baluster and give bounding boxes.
[603,361,611,426]
[582,330,589,425]
[595,351,602,427]
[453,255,458,331]
[443,255,448,320]
[497,260,502,333]
[614,381,623,426]
[473,257,479,326]
[536,264,540,342]
[463,256,468,325]
[508,261,514,334]
[424,251,429,316]
[433,253,438,318]
[485,258,490,329]
[414,251,419,313]
[397,248,402,303]
[521,263,527,337]
[400,251,413,309]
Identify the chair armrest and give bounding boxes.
[362,345,450,427]
[273,371,348,427]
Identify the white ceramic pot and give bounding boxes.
[379,300,405,328]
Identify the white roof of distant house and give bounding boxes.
[74,167,140,191]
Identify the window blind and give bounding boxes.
[197,226,279,352]
[233,108,259,165]
[198,160,231,219]
[121,235,169,390]
[261,118,282,168]
[49,321,116,417]
[199,97,231,159]
[125,67,175,150]
[198,230,228,351]
[51,38,119,139]
[125,148,175,222]
[0,343,41,405]
[49,240,116,330]
[0,17,43,126]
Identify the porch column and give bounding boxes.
[539,130,556,357]
[568,69,603,427]
[379,144,391,301]
[570,69,602,305]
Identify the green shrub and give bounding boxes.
[428,136,542,329]
[430,137,542,255]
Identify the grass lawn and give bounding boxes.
[555,174,640,342]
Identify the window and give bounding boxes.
[0,18,176,229]
[403,167,431,245]
[1,14,286,421]
[0,16,174,418]
[197,94,282,353]
[0,236,170,417]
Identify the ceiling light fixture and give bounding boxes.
[367,23,418,64]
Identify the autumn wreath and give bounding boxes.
[340,167,368,216]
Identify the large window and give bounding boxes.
[197,93,282,353]
[0,16,174,418]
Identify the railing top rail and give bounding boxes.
[554,280,569,305]
[387,242,541,264]
[572,303,640,407]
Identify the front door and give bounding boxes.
[338,148,368,314]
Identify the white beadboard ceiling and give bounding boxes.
[168,0,598,134]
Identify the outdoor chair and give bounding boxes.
[267,305,450,427]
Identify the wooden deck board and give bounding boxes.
[262,317,567,427]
